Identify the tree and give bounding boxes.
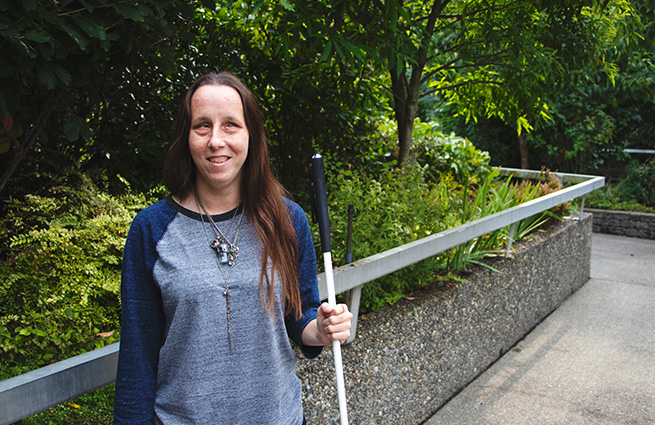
[187,2,380,194]
[258,0,633,167]
[439,0,653,173]
[0,0,195,194]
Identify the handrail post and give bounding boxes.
[579,194,586,219]
[505,222,516,258]
[345,286,362,344]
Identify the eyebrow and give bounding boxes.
[191,115,244,123]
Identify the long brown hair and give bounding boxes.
[163,72,302,318]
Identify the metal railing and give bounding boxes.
[0,168,604,425]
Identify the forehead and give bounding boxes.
[190,84,244,116]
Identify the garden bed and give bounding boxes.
[587,208,655,239]
[297,213,592,424]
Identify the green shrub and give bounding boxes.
[316,163,463,312]
[616,158,655,208]
[313,161,561,313]
[586,158,655,213]
[374,117,493,185]
[445,168,566,270]
[411,120,493,186]
[0,172,162,376]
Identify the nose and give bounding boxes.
[208,128,226,149]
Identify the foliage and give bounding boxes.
[586,158,655,212]
[411,121,493,185]
[446,168,567,270]
[2,0,650,198]
[438,0,654,172]
[221,0,633,168]
[0,171,162,375]
[616,158,655,208]
[312,158,563,313]
[375,117,493,184]
[315,163,461,312]
[586,185,654,213]
[0,0,198,194]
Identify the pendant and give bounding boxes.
[227,246,239,267]
[218,241,231,264]
[209,237,222,250]
[210,238,229,264]
[210,237,239,266]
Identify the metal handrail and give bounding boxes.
[317,168,603,298]
[0,168,604,425]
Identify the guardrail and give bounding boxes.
[0,168,604,425]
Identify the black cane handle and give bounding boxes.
[311,154,331,253]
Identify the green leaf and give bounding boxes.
[52,66,72,86]
[64,114,83,142]
[114,4,146,22]
[73,15,107,40]
[36,7,56,23]
[24,30,51,43]
[280,0,295,11]
[37,66,57,90]
[61,24,88,50]
[320,40,333,62]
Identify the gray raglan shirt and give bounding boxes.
[113,197,322,425]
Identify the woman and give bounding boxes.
[113,72,352,425]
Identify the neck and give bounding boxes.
[179,184,241,216]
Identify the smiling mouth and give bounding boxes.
[209,157,229,164]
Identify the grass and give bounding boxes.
[14,385,114,425]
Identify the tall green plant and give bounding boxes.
[444,168,566,271]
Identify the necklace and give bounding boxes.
[195,191,244,352]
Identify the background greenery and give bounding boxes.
[1,0,653,423]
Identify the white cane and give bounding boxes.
[311,153,349,425]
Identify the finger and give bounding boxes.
[328,329,351,344]
[318,302,335,316]
[322,303,350,318]
[321,317,352,336]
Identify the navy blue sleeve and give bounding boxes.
[284,199,323,359]
[113,203,172,424]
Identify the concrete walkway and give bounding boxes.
[425,233,655,424]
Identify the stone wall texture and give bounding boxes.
[297,213,592,424]
[588,208,655,239]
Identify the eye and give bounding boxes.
[224,121,242,131]
[191,122,211,137]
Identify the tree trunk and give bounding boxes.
[393,76,418,166]
[389,0,448,167]
[519,133,529,169]
[0,93,58,193]
[397,113,415,166]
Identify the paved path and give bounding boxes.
[425,233,655,424]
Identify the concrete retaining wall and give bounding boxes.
[297,213,592,424]
[587,208,655,239]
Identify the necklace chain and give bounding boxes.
[195,191,244,352]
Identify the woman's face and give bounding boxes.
[188,84,249,198]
